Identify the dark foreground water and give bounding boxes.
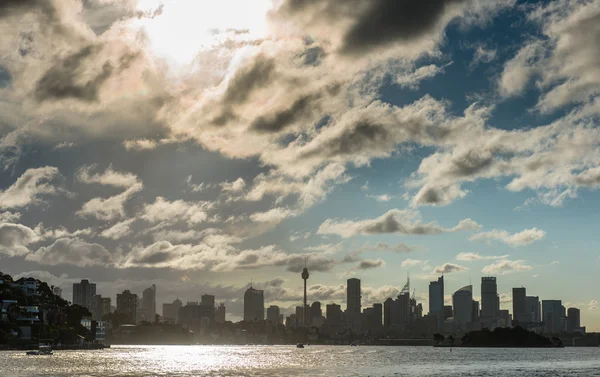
[1,345,600,376]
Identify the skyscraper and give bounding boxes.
[215,303,226,324]
[542,300,563,334]
[201,294,215,309]
[481,277,498,328]
[72,279,96,313]
[116,290,138,324]
[162,298,182,323]
[346,278,362,331]
[525,296,541,322]
[452,285,473,329]
[93,295,111,321]
[267,305,280,325]
[243,286,264,322]
[326,303,342,326]
[383,298,393,328]
[567,307,580,333]
[512,287,527,325]
[142,284,156,322]
[428,276,444,328]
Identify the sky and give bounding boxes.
[0,0,599,328]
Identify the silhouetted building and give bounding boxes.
[267,305,280,325]
[93,295,111,321]
[215,303,226,324]
[326,303,342,326]
[428,276,444,328]
[481,277,498,328]
[542,300,563,334]
[472,300,480,323]
[142,284,156,322]
[452,285,473,329]
[310,301,322,325]
[178,302,213,327]
[73,279,96,313]
[383,298,393,328]
[162,298,182,323]
[346,278,361,331]
[364,303,383,330]
[498,309,511,327]
[302,267,309,326]
[243,286,264,322]
[201,294,215,308]
[116,290,137,324]
[567,307,580,333]
[512,287,527,325]
[443,305,453,320]
[525,296,541,323]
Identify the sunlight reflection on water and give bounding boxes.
[1,345,600,376]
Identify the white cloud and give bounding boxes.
[27,237,113,267]
[77,164,139,188]
[589,300,598,310]
[100,218,136,240]
[396,64,445,89]
[220,178,246,193]
[366,193,393,202]
[0,211,21,223]
[432,263,468,274]
[401,259,425,268]
[456,252,510,261]
[317,209,481,238]
[0,167,60,209]
[76,182,143,221]
[249,207,298,224]
[470,227,546,247]
[481,259,532,275]
[140,196,213,226]
[0,223,39,257]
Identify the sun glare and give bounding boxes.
[133,0,273,65]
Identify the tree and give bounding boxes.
[66,305,92,326]
[433,333,445,345]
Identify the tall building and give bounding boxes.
[452,285,473,329]
[93,295,111,320]
[326,303,342,326]
[428,276,444,327]
[481,277,498,328]
[215,303,226,324]
[525,296,541,322]
[142,284,156,322]
[162,298,182,323]
[364,303,383,329]
[512,287,527,325]
[472,300,480,323]
[498,309,511,327]
[178,302,214,327]
[567,308,580,333]
[542,300,563,334]
[443,305,453,320]
[116,290,138,324]
[72,279,96,313]
[346,278,361,314]
[243,286,264,322]
[267,305,280,325]
[310,301,321,325]
[201,294,215,308]
[383,298,394,328]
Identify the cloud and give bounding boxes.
[396,64,445,89]
[481,259,532,275]
[470,228,546,247]
[220,178,246,193]
[366,193,393,202]
[0,222,39,256]
[76,182,143,221]
[27,237,112,267]
[0,167,60,209]
[140,197,213,226]
[356,258,385,270]
[432,263,468,274]
[77,164,139,188]
[456,252,510,261]
[249,207,298,224]
[589,300,598,311]
[317,209,481,238]
[99,218,135,240]
[0,211,21,223]
[401,259,425,268]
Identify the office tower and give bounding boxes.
[302,266,309,326]
[101,297,111,318]
[93,295,112,320]
[310,301,322,319]
[142,284,156,322]
[162,298,182,323]
[295,306,304,327]
[372,303,383,328]
[201,294,215,310]
[429,276,444,327]
[512,287,527,325]
[326,303,342,326]
[243,286,264,322]
[443,305,453,320]
[116,290,138,324]
[525,296,540,322]
[452,285,473,329]
[383,298,393,328]
[72,279,96,313]
[472,300,480,323]
[481,277,498,327]
[267,305,280,325]
[346,278,361,314]
[498,309,511,327]
[215,303,226,324]
[567,308,580,333]
[542,300,563,334]
[178,302,214,327]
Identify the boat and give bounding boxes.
[296,343,304,348]
[350,341,357,346]
[26,344,53,356]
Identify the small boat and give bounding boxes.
[350,341,357,346]
[26,344,53,355]
[296,343,304,348]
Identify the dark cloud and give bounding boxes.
[357,258,384,270]
[448,150,495,178]
[432,263,468,274]
[250,93,320,133]
[340,0,463,55]
[34,45,139,102]
[221,55,276,106]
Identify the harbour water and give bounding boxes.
[1,345,600,376]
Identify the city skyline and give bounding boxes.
[1,0,599,331]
